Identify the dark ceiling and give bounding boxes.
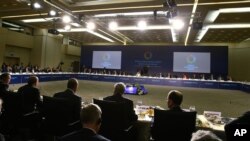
[1,0,250,45]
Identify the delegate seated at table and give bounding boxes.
[59,104,110,141]
[103,82,138,126]
[166,90,184,112]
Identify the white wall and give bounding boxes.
[229,40,250,81]
[4,45,31,65]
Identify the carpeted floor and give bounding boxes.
[11,80,250,118]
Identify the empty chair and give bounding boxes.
[151,109,197,141]
[40,96,81,138]
[93,99,136,141]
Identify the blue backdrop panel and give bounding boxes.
[80,45,228,76]
[9,73,250,93]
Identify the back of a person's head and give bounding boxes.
[27,76,38,86]
[81,103,102,125]
[167,90,183,106]
[0,73,10,84]
[67,78,78,90]
[191,130,222,141]
[113,82,126,96]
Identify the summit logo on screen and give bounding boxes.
[144,51,152,60]
[184,54,198,71]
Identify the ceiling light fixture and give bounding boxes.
[171,19,184,30]
[195,24,250,42]
[3,21,21,28]
[32,2,42,9]
[70,23,81,27]
[62,15,71,23]
[58,28,87,32]
[86,22,96,30]
[185,0,199,46]
[170,28,178,42]
[22,17,55,23]
[64,25,71,31]
[48,10,58,17]
[137,21,147,30]
[58,28,114,42]
[109,21,118,30]
[198,7,250,42]
[87,30,114,42]
[94,11,166,18]
[115,25,171,30]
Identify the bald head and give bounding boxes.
[67,78,79,92]
[113,82,126,96]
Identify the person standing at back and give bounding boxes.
[54,78,82,122]
[166,90,184,112]
[18,76,42,114]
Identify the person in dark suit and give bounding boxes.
[103,82,138,124]
[0,73,21,138]
[18,76,42,114]
[224,111,250,141]
[53,78,82,123]
[166,90,184,112]
[0,73,12,100]
[59,103,110,141]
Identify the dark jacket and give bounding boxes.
[53,89,82,122]
[168,106,184,112]
[18,85,41,114]
[103,95,138,124]
[0,83,9,100]
[225,111,250,127]
[59,128,110,141]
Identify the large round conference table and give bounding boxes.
[8,72,243,141]
[8,72,250,93]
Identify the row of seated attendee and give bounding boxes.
[0,72,248,141]
[1,62,63,73]
[0,73,82,141]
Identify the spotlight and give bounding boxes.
[137,20,147,30]
[171,19,184,30]
[31,1,42,9]
[86,22,95,30]
[48,10,58,17]
[109,21,118,30]
[64,25,71,31]
[62,15,71,23]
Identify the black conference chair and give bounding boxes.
[40,96,81,139]
[151,109,197,141]
[0,93,22,139]
[93,99,136,141]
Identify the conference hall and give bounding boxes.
[0,0,250,141]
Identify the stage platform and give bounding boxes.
[8,73,250,93]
